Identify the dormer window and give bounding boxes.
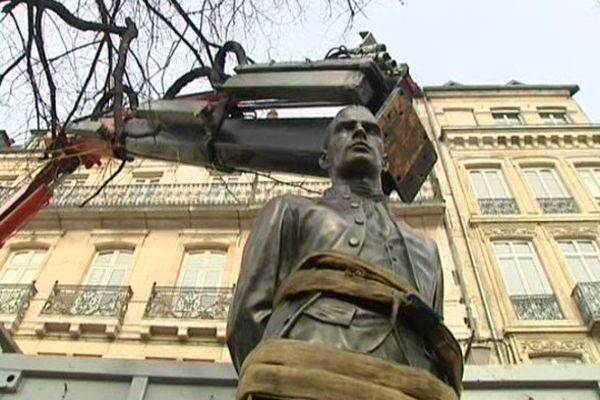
[491,109,522,126]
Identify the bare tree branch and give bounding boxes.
[2,0,127,35]
[112,17,137,144]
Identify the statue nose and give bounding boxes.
[352,124,367,140]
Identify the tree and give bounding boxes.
[0,0,380,144]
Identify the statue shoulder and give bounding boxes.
[260,193,317,213]
[396,219,439,254]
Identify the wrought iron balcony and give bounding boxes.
[510,294,563,320]
[537,197,578,214]
[0,283,37,328]
[47,175,441,210]
[144,285,233,320]
[478,198,519,215]
[572,281,600,331]
[40,282,132,323]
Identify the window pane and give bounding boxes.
[579,241,596,254]
[87,269,105,285]
[0,269,20,284]
[180,269,198,287]
[519,258,548,294]
[116,251,132,266]
[540,170,564,197]
[513,242,531,255]
[95,252,113,266]
[566,256,590,282]
[493,242,511,254]
[208,253,225,268]
[469,171,489,198]
[587,256,600,281]
[10,252,30,266]
[20,268,37,284]
[486,171,509,198]
[31,251,45,265]
[204,270,221,287]
[559,241,576,254]
[524,170,545,198]
[107,269,125,286]
[186,252,205,267]
[499,258,525,295]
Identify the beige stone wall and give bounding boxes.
[2,83,597,367]
[0,145,467,361]
[422,85,600,366]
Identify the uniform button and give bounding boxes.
[343,194,351,200]
[350,202,360,208]
[348,237,360,247]
[354,216,365,225]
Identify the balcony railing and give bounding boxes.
[144,285,233,320]
[572,281,600,330]
[537,197,578,214]
[46,175,440,210]
[40,282,132,322]
[0,283,37,327]
[510,294,563,320]
[478,198,519,215]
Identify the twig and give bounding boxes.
[112,17,137,144]
[33,8,58,137]
[2,0,127,35]
[78,158,125,207]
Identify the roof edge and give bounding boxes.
[423,84,580,96]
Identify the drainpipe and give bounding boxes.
[421,93,507,365]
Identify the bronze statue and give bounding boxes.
[227,105,462,400]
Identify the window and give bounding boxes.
[469,169,518,214]
[86,250,132,286]
[172,250,227,318]
[523,167,577,213]
[577,167,600,204]
[178,250,225,288]
[0,249,45,284]
[492,110,521,126]
[493,241,562,320]
[558,240,600,283]
[539,109,569,125]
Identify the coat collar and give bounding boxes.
[323,183,386,202]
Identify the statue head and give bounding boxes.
[319,105,388,181]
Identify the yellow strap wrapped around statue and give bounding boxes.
[274,251,464,395]
[238,338,459,400]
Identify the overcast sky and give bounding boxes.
[256,0,600,121]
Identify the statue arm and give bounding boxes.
[226,196,293,372]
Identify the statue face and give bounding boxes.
[321,106,386,179]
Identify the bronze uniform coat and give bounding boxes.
[226,186,444,372]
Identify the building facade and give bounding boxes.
[0,81,599,398]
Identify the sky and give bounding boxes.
[252,0,600,121]
[1,0,598,143]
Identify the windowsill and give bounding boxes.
[469,213,600,225]
[34,314,124,338]
[503,320,588,334]
[140,318,226,342]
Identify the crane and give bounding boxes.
[0,32,437,247]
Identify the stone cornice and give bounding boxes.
[424,84,579,97]
[441,124,600,150]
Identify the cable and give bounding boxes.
[78,158,125,207]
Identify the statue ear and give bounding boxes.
[319,150,331,171]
